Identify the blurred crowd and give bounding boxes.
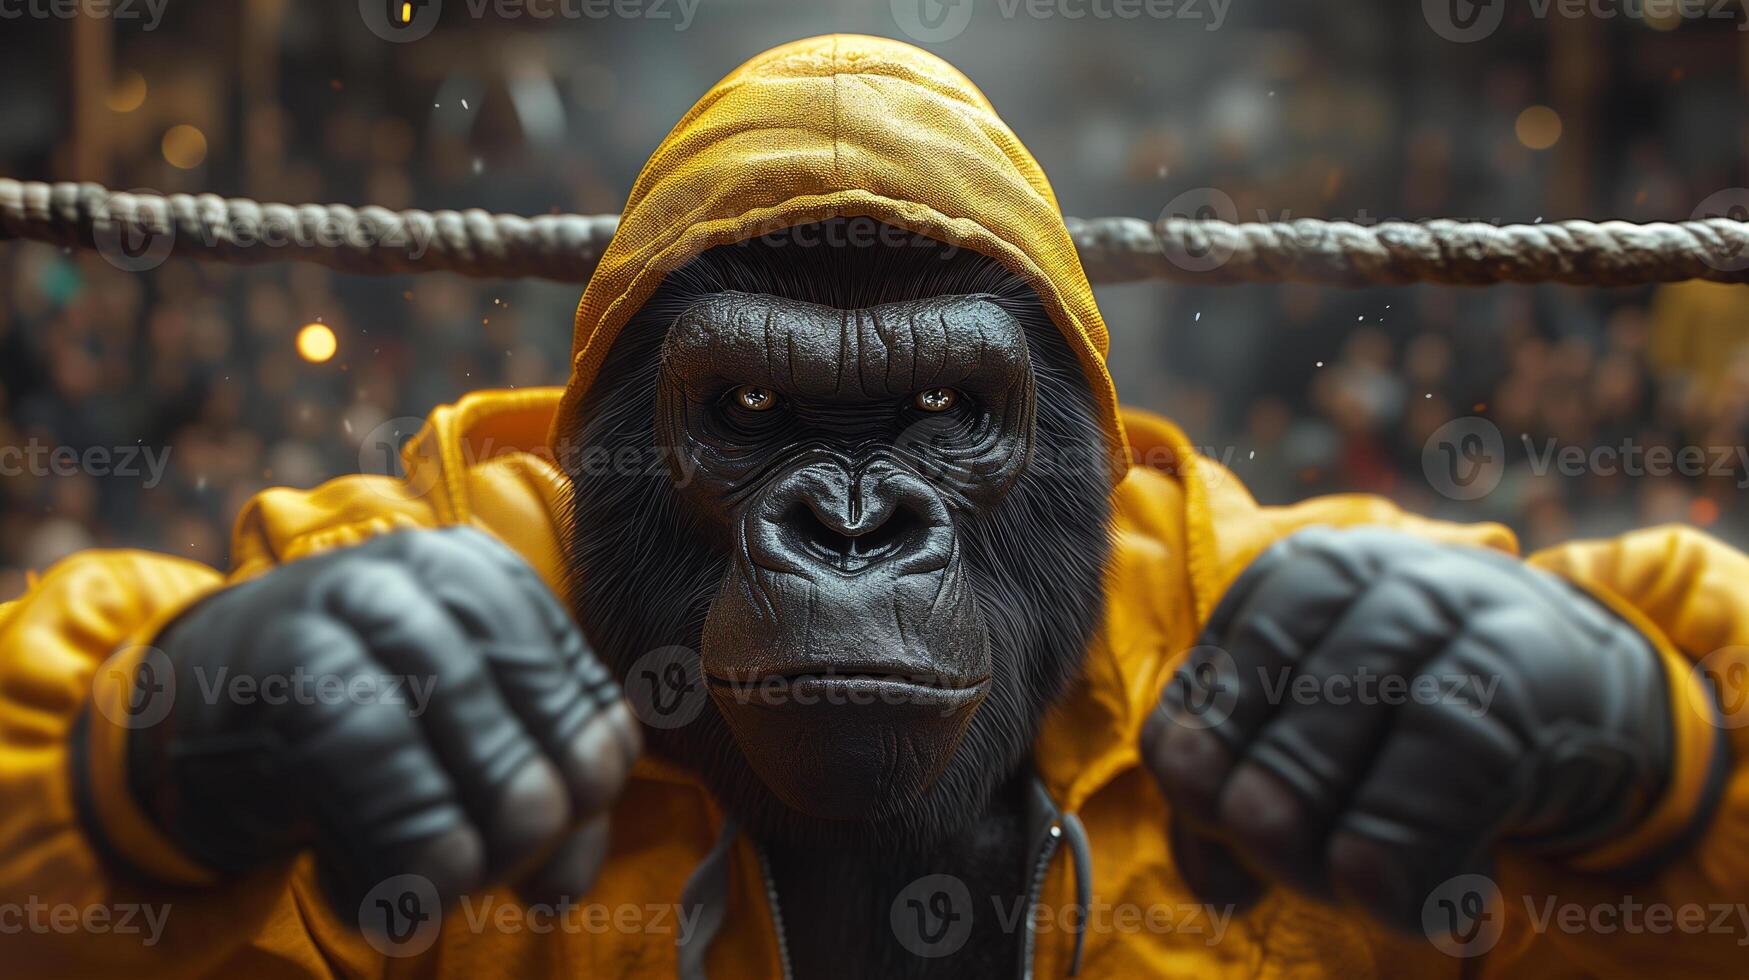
[1158,278,1749,550]
[0,240,587,599]
[4,1,1749,599]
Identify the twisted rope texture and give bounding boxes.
[5,179,1748,287]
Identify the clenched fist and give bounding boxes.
[114,527,640,916]
[1142,526,1675,932]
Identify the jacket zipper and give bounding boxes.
[754,843,795,980]
[1019,823,1063,980]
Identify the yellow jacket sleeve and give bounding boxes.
[0,549,310,976]
[1484,524,1748,976]
[0,403,566,978]
[1111,417,1749,975]
[0,476,451,972]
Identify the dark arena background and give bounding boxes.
[2,2,1748,595]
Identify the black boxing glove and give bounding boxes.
[103,526,639,916]
[1142,525,1692,932]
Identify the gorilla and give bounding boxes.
[6,33,1742,980]
[565,222,1111,974]
[568,221,1109,839]
[104,221,1697,980]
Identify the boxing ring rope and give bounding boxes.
[4,178,1749,287]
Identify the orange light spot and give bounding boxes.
[1515,106,1562,151]
[107,71,147,113]
[1690,498,1720,526]
[297,323,338,363]
[162,125,208,169]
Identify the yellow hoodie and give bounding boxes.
[2,34,1747,979]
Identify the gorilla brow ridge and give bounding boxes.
[663,293,1026,405]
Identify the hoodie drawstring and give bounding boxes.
[1059,809,1092,977]
[1023,777,1093,979]
[676,815,739,980]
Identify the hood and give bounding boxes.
[549,33,1130,483]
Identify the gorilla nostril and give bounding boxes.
[852,508,923,562]
[785,505,849,559]
[781,503,923,572]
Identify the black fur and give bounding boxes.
[560,219,1113,855]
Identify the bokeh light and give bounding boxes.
[1515,105,1562,151]
[161,124,208,169]
[106,70,147,113]
[296,323,338,363]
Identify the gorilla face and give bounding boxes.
[660,291,1034,819]
[564,220,1111,848]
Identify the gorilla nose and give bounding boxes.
[755,461,950,576]
[785,497,921,571]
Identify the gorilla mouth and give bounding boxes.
[705,666,992,821]
[705,670,990,711]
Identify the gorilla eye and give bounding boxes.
[913,387,958,413]
[733,385,779,412]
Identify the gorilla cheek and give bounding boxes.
[700,549,992,822]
